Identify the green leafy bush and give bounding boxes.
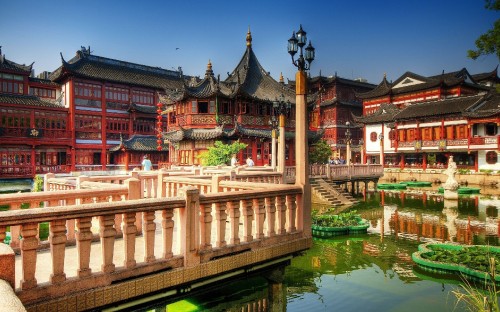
[197,141,247,166]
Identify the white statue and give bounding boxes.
[443,156,459,190]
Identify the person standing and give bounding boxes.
[231,155,238,167]
[246,156,254,167]
[142,155,152,171]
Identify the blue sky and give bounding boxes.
[1,0,498,84]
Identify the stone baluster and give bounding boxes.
[65,199,76,242]
[20,222,38,290]
[286,194,297,233]
[162,209,174,259]
[76,217,92,278]
[125,178,142,236]
[254,198,266,240]
[227,200,241,245]
[241,199,254,243]
[157,170,168,198]
[143,211,156,263]
[275,196,287,235]
[99,215,116,273]
[122,212,137,268]
[179,187,200,267]
[214,202,227,248]
[9,203,21,248]
[199,203,213,250]
[265,196,276,237]
[49,219,67,284]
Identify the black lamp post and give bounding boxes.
[272,93,291,173]
[287,25,315,234]
[288,25,315,71]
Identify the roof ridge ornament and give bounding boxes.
[246,26,252,47]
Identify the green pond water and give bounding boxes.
[134,189,500,312]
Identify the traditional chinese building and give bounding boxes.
[49,46,179,171]
[308,74,375,163]
[162,30,321,167]
[355,68,500,171]
[0,48,70,178]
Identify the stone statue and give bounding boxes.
[443,156,459,199]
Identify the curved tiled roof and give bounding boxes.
[163,122,323,143]
[356,75,392,99]
[393,94,484,120]
[224,44,295,103]
[0,54,33,74]
[50,50,185,92]
[29,77,59,87]
[0,93,64,108]
[463,92,500,118]
[128,103,157,114]
[353,103,401,124]
[471,66,500,84]
[109,134,168,152]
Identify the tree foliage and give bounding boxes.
[309,140,332,164]
[197,141,248,166]
[467,0,500,61]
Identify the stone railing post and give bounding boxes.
[76,175,89,190]
[0,243,15,289]
[157,169,169,198]
[326,164,331,180]
[178,186,200,267]
[125,178,142,234]
[211,175,224,193]
[230,170,236,181]
[44,173,55,192]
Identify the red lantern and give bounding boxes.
[157,115,162,121]
[156,102,162,108]
[157,139,162,145]
[157,146,162,151]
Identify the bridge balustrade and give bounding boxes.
[0,183,305,309]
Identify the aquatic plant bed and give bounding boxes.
[377,183,407,190]
[399,181,432,187]
[412,243,500,285]
[312,212,369,238]
[437,187,481,194]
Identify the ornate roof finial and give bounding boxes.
[384,72,387,79]
[246,26,252,47]
[205,59,214,78]
[279,72,284,84]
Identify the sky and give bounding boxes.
[1,0,498,85]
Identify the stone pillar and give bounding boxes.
[179,186,200,267]
[0,243,15,289]
[271,129,277,171]
[278,116,286,174]
[295,70,311,237]
[125,178,142,235]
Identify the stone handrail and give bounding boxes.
[0,184,304,308]
[0,181,133,248]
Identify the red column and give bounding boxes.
[69,79,76,171]
[101,83,107,170]
[422,153,427,170]
[125,151,129,171]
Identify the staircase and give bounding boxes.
[310,178,359,206]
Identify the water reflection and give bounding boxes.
[138,190,499,311]
[364,190,500,246]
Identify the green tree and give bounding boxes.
[467,0,500,61]
[309,140,332,164]
[197,141,248,166]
